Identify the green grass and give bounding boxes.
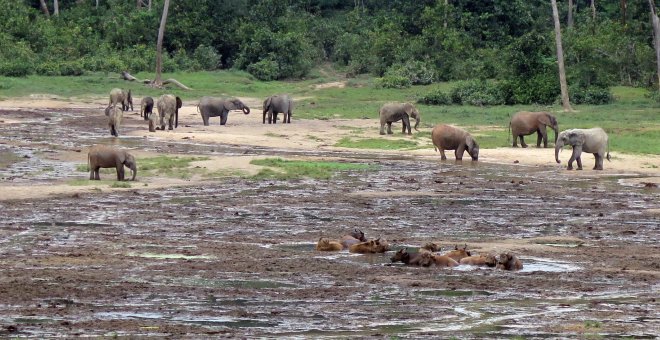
[250,157,376,180]
[138,155,210,179]
[335,137,421,150]
[1,69,658,154]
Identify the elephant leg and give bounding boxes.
[168,116,174,130]
[455,145,465,160]
[89,168,95,180]
[380,122,386,135]
[220,111,229,125]
[539,126,548,148]
[594,154,603,170]
[568,146,582,170]
[402,116,411,135]
[387,122,393,134]
[512,134,518,147]
[520,136,528,148]
[286,110,291,123]
[440,149,447,160]
[536,130,543,148]
[273,112,278,124]
[94,168,101,180]
[576,157,583,170]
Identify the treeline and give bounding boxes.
[1,0,658,104]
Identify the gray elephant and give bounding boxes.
[509,111,558,148]
[379,102,420,135]
[431,124,479,161]
[197,96,250,126]
[88,145,137,181]
[156,94,182,130]
[555,128,611,170]
[140,96,154,121]
[108,88,133,113]
[105,105,123,137]
[263,94,293,124]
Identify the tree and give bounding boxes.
[39,0,50,17]
[54,0,59,16]
[153,0,170,86]
[551,0,573,111]
[591,0,596,21]
[650,0,660,92]
[568,0,574,27]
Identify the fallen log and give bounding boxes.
[120,71,191,90]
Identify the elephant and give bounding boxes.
[379,102,420,135]
[262,94,293,124]
[105,105,123,137]
[197,96,250,126]
[509,111,558,148]
[156,94,182,130]
[431,124,479,161]
[555,127,611,170]
[88,145,137,181]
[108,88,133,113]
[140,96,154,121]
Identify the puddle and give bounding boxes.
[418,290,493,297]
[519,257,581,272]
[126,252,215,260]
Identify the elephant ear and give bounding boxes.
[465,135,475,150]
[263,97,272,110]
[568,131,586,146]
[538,113,552,126]
[403,103,414,115]
[176,97,183,109]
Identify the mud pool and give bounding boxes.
[0,108,658,338]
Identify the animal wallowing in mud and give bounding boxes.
[496,252,523,271]
[316,238,343,251]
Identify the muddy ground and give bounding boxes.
[0,99,658,338]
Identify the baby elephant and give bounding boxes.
[555,128,610,170]
[105,105,123,137]
[88,145,137,181]
[431,124,479,161]
[496,252,523,271]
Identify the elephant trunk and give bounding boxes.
[130,164,137,181]
[243,107,250,115]
[414,116,420,131]
[553,125,559,144]
[555,141,563,163]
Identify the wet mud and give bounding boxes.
[0,108,658,338]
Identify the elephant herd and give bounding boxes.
[104,88,295,137]
[381,103,611,171]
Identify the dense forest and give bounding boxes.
[1,0,659,104]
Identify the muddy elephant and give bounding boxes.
[105,105,123,137]
[379,102,420,135]
[263,94,293,124]
[88,145,136,181]
[156,94,182,130]
[431,124,479,161]
[555,127,611,170]
[140,96,154,121]
[509,111,558,148]
[108,88,133,112]
[197,96,250,126]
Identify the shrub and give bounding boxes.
[449,80,507,106]
[417,87,451,105]
[385,60,436,85]
[59,61,85,76]
[247,58,279,81]
[570,86,614,105]
[193,45,221,70]
[510,73,559,105]
[374,75,411,89]
[0,61,32,77]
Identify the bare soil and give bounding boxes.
[0,97,658,338]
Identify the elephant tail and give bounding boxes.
[606,139,611,162]
[175,109,179,129]
[87,150,91,172]
[506,113,511,143]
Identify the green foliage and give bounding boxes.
[570,87,614,105]
[384,61,436,85]
[449,80,509,106]
[374,75,411,89]
[417,87,451,105]
[334,137,420,150]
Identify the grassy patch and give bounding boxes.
[250,157,375,180]
[68,179,115,186]
[139,155,210,179]
[0,150,22,169]
[110,181,132,188]
[335,137,421,150]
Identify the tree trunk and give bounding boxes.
[551,0,573,112]
[591,0,596,21]
[39,0,50,17]
[621,0,627,25]
[444,0,449,28]
[568,0,574,28]
[96,0,99,9]
[154,0,170,86]
[649,0,660,93]
[53,0,59,16]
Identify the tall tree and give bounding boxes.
[551,0,573,111]
[53,0,59,16]
[650,0,660,92]
[590,0,596,20]
[39,0,50,17]
[568,0,574,27]
[153,0,170,86]
[621,0,627,25]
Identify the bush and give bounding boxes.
[570,86,614,105]
[417,87,451,105]
[193,45,221,70]
[0,61,33,77]
[247,58,279,81]
[374,75,411,89]
[385,60,436,85]
[449,80,507,106]
[510,73,559,105]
